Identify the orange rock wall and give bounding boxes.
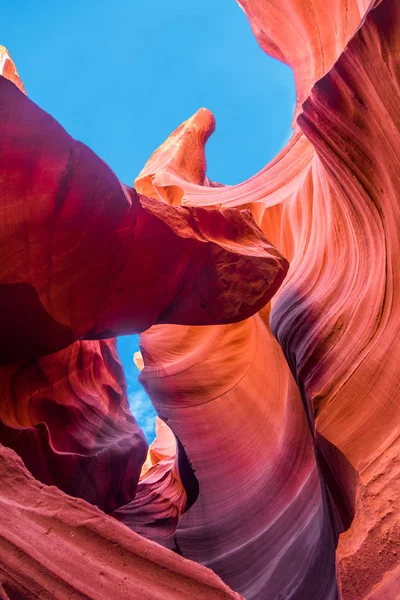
[136,0,400,598]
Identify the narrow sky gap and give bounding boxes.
[2,0,295,442]
[117,334,157,442]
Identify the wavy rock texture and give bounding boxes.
[0,338,194,524]
[1,0,400,598]
[237,0,373,121]
[136,0,400,598]
[0,49,286,598]
[0,68,287,364]
[299,2,400,597]
[0,339,149,513]
[0,444,243,600]
[113,417,194,547]
[139,315,341,599]
[113,359,196,547]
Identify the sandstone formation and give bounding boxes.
[136,0,400,598]
[1,0,400,598]
[0,45,284,599]
[0,444,242,599]
[113,366,196,546]
[0,339,147,513]
[0,66,287,365]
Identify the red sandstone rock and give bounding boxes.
[112,356,194,545]
[1,0,400,598]
[0,337,199,578]
[135,1,400,598]
[0,444,243,600]
[299,1,400,596]
[135,108,216,205]
[0,46,25,93]
[238,0,373,122]
[0,42,285,599]
[0,339,148,513]
[113,416,194,547]
[0,71,287,365]
[139,315,340,599]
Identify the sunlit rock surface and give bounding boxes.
[136,0,400,598]
[0,67,287,364]
[0,45,25,93]
[0,47,284,599]
[1,0,400,598]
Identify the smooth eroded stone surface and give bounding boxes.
[0,444,243,600]
[2,0,400,597]
[139,315,340,600]
[113,358,197,546]
[135,0,400,598]
[0,44,287,598]
[297,0,400,596]
[113,416,197,547]
[237,0,374,121]
[0,339,147,513]
[0,72,287,364]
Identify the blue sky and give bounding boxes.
[2,0,294,442]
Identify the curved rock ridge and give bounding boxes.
[0,339,148,513]
[135,108,216,205]
[133,0,381,212]
[136,0,400,598]
[113,416,194,547]
[297,0,400,596]
[1,0,400,597]
[0,337,199,581]
[112,357,196,546]
[0,444,243,600]
[0,71,288,365]
[137,139,347,597]
[237,0,375,122]
[139,314,340,599]
[0,44,286,599]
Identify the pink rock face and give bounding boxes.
[0,444,243,600]
[0,70,287,364]
[135,0,400,598]
[113,416,195,547]
[112,356,196,545]
[237,0,373,122]
[0,47,285,598]
[0,339,148,513]
[1,0,400,598]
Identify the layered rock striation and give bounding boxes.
[1,0,400,598]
